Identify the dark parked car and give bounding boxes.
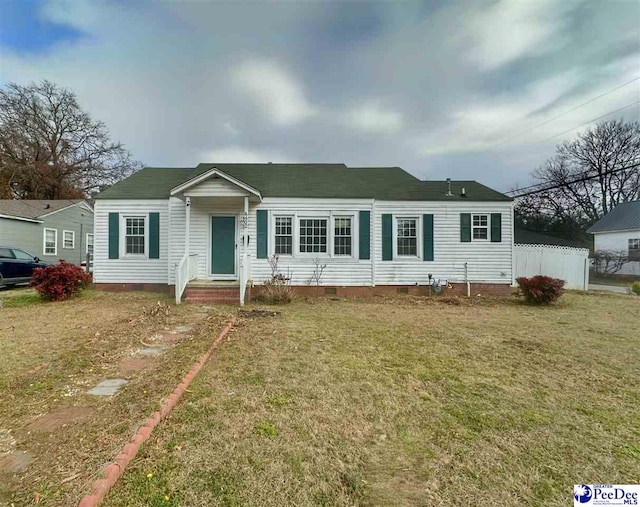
[0,247,50,287]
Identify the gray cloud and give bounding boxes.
[1,0,638,192]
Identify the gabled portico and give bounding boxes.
[170,168,262,305]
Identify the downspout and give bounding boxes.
[464,262,470,297]
[371,199,376,287]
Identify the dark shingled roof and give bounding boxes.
[587,201,640,233]
[95,163,513,202]
[0,199,87,220]
[514,228,584,248]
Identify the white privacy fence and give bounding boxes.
[513,244,590,290]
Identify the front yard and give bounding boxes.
[105,292,639,507]
[0,289,231,505]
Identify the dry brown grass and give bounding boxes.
[106,292,639,507]
[0,289,232,505]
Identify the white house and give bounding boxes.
[92,163,515,304]
[587,200,640,277]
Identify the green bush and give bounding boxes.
[632,282,640,295]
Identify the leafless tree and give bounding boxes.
[591,250,630,276]
[0,80,141,199]
[515,120,640,232]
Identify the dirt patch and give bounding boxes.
[238,309,281,318]
[27,407,95,432]
[119,357,151,373]
[158,332,189,343]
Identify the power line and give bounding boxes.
[536,100,640,144]
[505,157,640,195]
[510,161,640,198]
[490,76,640,148]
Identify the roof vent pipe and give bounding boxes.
[461,187,466,197]
[446,178,452,196]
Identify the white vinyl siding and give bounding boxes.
[93,200,169,284]
[98,196,514,288]
[375,201,513,285]
[183,178,251,198]
[63,230,75,249]
[593,229,640,276]
[43,228,57,255]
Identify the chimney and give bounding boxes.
[446,178,452,196]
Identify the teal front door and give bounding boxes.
[211,216,236,276]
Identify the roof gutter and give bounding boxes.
[0,213,43,223]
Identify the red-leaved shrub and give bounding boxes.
[516,275,565,305]
[30,260,91,301]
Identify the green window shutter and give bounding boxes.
[491,213,502,242]
[423,214,434,261]
[256,209,268,259]
[460,213,471,242]
[108,212,119,259]
[359,210,370,260]
[149,212,160,258]
[382,214,392,261]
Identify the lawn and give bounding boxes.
[0,289,231,505]
[106,292,640,507]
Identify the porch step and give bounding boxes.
[183,284,245,305]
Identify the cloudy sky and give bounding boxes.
[1,0,639,192]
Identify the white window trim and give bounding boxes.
[86,233,94,254]
[63,230,75,249]
[43,228,58,256]
[273,215,294,257]
[393,216,421,259]
[471,213,489,242]
[121,215,148,258]
[268,210,358,259]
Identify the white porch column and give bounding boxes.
[240,196,249,306]
[185,196,191,256]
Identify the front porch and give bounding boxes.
[172,168,262,305]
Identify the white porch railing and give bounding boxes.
[175,253,199,304]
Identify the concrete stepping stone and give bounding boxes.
[27,407,94,432]
[173,324,193,334]
[0,451,33,473]
[139,346,165,356]
[87,379,128,396]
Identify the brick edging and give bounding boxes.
[77,318,236,507]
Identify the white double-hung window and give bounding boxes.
[334,217,352,256]
[396,218,418,256]
[274,217,293,255]
[43,228,57,255]
[629,238,640,260]
[125,216,145,255]
[472,214,489,240]
[63,230,75,249]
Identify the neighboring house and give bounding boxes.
[587,200,640,277]
[93,163,514,304]
[0,200,95,265]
